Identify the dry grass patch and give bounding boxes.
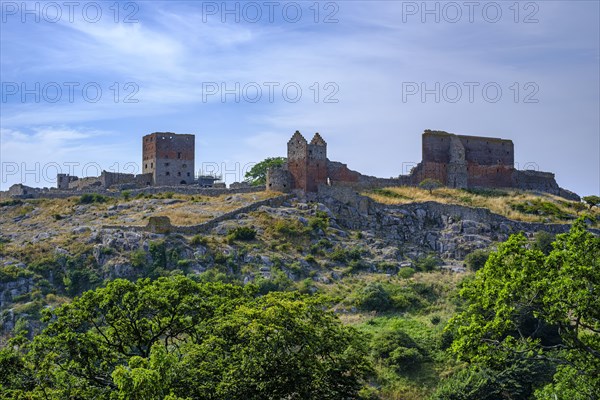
[365,186,597,224]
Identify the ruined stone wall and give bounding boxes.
[447,135,468,188]
[410,162,448,185]
[513,170,559,193]
[276,129,579,201]
[459,135,513,166]
[68,177,102,190]
[422,130,514,167]
[266,165,292,192]
[468,165,514,188]
[3,185,266,200]
[417,130,517,189]
[134,173,154,187]
[103,194,294,234]
[57,174,78,190]
[327,161,360,184]
[100,171,137,187]
[142,132,195,186]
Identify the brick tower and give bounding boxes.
[142,132,195,186]
[287,130,328,192]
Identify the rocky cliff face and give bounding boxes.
[0,190,591,336]
[317,186,580,260]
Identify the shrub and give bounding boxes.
[330,247,348,263]
[227,226,257,242]
[0,199,23,207]
[79,194,108,204]
[370,328,424,372]
[416,254,442,272]
[464,249,490,271]
[130,250,147,269]
[304,255,317,264]
[121,190,131,200]
[355,282,392,312]
[511,200,572,219]
[308,211,330,231]
[189,235,208,246]
[347,246,364,261]
[533,231,555,255]
[272,219,308,237]
[582,195,600,210]
[397,268,415,279]
[149,241,167,269]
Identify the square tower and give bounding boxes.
[142,132,195,186]
[287,130,328,192]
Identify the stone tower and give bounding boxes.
[142,132,195,186]
[287,131,328,192]
[447,135,467,189]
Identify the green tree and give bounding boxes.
[418,178,443,194]
[447,218,600,399]
[244,157,286,186]
[463,249,490,271]
[532,230,555,255]
[582,195,600,210]
[8,276,370,399]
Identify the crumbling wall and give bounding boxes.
[459,135,513,166]
[100,171,137,188]
[266,165,292,192]
[447,135,468,188]
[327,161,360,184]
[57,174,78,190]
[68,177,102,190]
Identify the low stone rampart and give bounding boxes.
[102,194,293,235]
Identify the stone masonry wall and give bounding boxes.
[103,194,294,234]
[143,133,195,186]
[423,130,514,166]
[3,185,266,200]
[287,131,309,191]
[266,166,292,192]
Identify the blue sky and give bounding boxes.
[1,0,599,195]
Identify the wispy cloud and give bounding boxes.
[1,1,598,194]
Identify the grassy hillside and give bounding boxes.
[365,186,597,225]
[1,189,598,399]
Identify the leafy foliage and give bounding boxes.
[447,218,600,398]
[419,178,443,194]
[244,157,287,186]
[416,254,442,271]
[78,193,109,204]
[463,249,489,272]
[3,276,371,399]
[583,195,600,210]
[226,226,257,242]
[510,199,572,220]
[532,230,555,255]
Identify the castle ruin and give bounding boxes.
[2,129,580,201]
[53,132,219,191]
[143,132,195,186]
[267,129,579,201]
